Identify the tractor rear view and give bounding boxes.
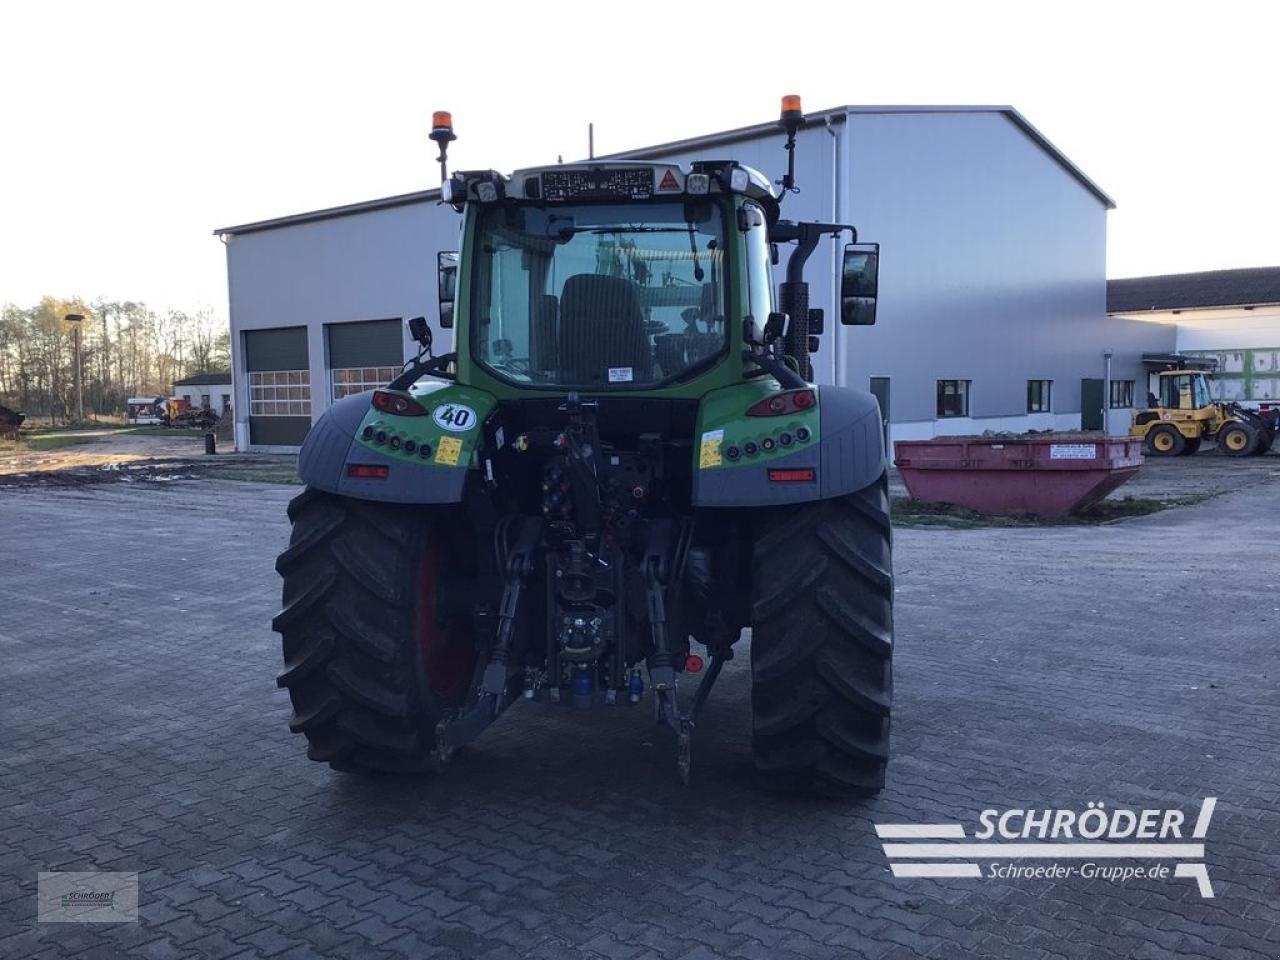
[273,97,894,797]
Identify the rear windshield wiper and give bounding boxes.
[580,226,700,235]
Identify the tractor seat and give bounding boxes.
[558,274,651,385]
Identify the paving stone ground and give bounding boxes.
[1,475,1278,959]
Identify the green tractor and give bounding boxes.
[274,97,893,796]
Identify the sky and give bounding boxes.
[3,0,1278,321]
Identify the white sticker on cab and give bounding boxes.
[433,403,477,432]
[608,367,633,383]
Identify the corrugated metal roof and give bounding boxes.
[1108,267,1280,313]
[214,105,1114,237]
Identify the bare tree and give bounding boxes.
[0,296,229,423]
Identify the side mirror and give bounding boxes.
[763,311,787,344]
[407,316,432,350]
[840,242,879,326]
[437,251,458,329]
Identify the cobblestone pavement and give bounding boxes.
[2,478,1277,959]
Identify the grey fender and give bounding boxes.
[296,391,467,504]
[692,386,886,507]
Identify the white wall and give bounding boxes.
[225,203,463,449]
[1111,306,1280,353]
[1172,306,1280,351]
[174,384,232,414]
[840,111,1174,426]
[639,109,1174,432]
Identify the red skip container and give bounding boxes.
[893,435,1143,517]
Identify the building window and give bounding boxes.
[1110,380,1135,409]
[221,393,231,411]
[332,366,402,400]
[249,370,311,416]
[936,380,971,418]
[200,394,211,408]
[1027,380,1053,413]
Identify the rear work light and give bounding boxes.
[347,464,390,479]
[747,389,816,417]
[768,467,816,483]
[371,389,427,416]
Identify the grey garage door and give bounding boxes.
[327,319,404,400]
[245,327,311,446]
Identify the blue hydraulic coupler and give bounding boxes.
[570,669,594,709]
[628,671,644,704]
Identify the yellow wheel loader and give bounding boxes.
[1130,370,1276,457]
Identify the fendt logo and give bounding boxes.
[876,797,1217,898]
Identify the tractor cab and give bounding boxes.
[447,162,761,395]
[426,156,877,399]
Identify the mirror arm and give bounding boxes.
[388,352,457,390]
[771,220,857,283]
[742,348,807,390]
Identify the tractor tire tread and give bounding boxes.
[270,567,337,633]
[326,657,411,718]
[276,632,335,688]
[274,488,452,775]
[750,474,894,798]
[275,501,345,573]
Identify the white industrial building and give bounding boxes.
[216,105,1174,451]
[1109,267,1280,409]
[172,371,233,415]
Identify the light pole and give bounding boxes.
[1102,349,1114,438]
[66,313,85,423]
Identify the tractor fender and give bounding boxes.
[693,385,886,506]
[296,391,469,504]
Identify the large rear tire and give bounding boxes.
[750,475,893,798]
[273,489,479,774]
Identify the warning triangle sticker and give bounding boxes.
[657,170,680,191]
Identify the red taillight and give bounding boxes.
[747,389,816,417]
[371,389,427,417]
[685,654,704,673]
[347,464,390,479]
[768,467,816,483]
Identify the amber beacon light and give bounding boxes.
[429,109,457,182]
[431,111,455,140]
[777,94,804,193]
